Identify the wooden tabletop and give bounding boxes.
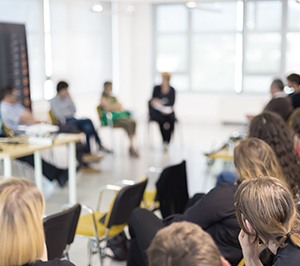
[0,133,82,159]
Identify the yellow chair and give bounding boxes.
[76,178,148,266]
[48,110,59,125]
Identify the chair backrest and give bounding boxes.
[43,203,81,260]
[106,178,148,228]
[155,160,189,218]
[49,110,59,125]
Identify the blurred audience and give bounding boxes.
[128,138,283,266]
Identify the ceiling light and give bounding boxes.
[92,3,103,12]
[127,5,135,13]
[186,1,197,9]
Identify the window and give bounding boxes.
[154,0,300,93]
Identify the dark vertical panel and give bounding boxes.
[0,22,31,109]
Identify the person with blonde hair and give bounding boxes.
[0,177,75,266]
[235,176,300,266]
[149,72,176,151]
[147,221,230,266]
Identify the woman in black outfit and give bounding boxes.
[149,72,176,150]
[0,177,75,266]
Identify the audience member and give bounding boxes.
[50,81,110,155]
[249,111,300,202]
[0,86,38,132]
[263,78,292,121]
[147,221,231,266]
[288,108,300,155]
[287,73,300,109]
[149,72,176,151]
[0,177,76,266]
[246,78,292,122]
[0,87,68,187]
[235,176,300,266]
[128,138,283,266]
[100,81,139,157]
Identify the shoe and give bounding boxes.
[56,170,68,188]
[80,166,102,173]
[99,145,113,154]
[82,153,104,163]
[129,147,139,158]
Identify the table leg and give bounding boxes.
[3,156,12,177]
[34,151,43,192]
[68,142,77,204]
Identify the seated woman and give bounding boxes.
[0,177,76,266]
[249,111,300,202]
[235,176,300,266]
[127,138,285,266]
[100,81,139,157]
[149,72,176,151]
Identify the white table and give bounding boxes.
[0,133,82,204]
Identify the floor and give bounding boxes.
[31,121,241,265]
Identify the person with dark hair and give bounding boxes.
[287,73,300,109]
[51,81,111,155]
[249,111,300,202]
[247,78,292,122]
[128,138,284,266]
[235,176,300,266]
[149,72,176,151]
[100,81,139,157]
[263,78,292,121]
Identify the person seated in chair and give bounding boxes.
[149,72,176,151]
[100,81,139,158]
[0,177,76,266]
[148,221,230,266]
[0,86,68,187]
[235,176,300,266]
[50,81,111,158]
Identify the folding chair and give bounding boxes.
[76,178,148,266]
[156,160,189,218]
[43,203,81,260]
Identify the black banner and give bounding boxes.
[0,22,31,109]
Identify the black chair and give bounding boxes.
[76,178,148,266]
[156,160,189,218]
[43,203,81,260]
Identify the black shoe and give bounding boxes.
[56,169,68,188]
[99,145,113,154]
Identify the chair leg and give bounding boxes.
[87,239,93,266]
